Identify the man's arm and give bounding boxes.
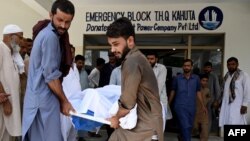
[108,105,130,129]
[40,34,74,116]
[213,73,221,104]
[88,69,98,88]
[0,82,12,115]
[168,90,176,106]
[240,72,250,114]
[47,79,74,116]
[109,68,117,85]
[157,65,167,94]
[197,91,207,114]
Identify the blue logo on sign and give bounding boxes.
[199,6,223,30]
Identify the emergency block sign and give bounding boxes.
[224,125,250,140]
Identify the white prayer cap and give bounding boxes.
[2,24,23,35]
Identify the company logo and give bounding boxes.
[199,6,223,30]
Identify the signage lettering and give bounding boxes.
[84,8,221,33]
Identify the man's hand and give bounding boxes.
[3,100,12,116]
[202,105,207,115]
[212,100,220,109]
[0,93,10,104]
[240,106,247,114]
[60,101,75,116]
[108,116,120,129]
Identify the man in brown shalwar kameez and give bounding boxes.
[106,17,164,141]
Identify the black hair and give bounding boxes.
[96,58,105,66]
[199,73,209,80]
[69,44,76,50]
[51,0,75,16]
[183,59,193,66]
[146,51,158,58]
[26,38,33,42]
[106,17,135,41]
[227,57,238,64]
[204,61,212,67]
[75,55,85,62]
[193,67,200,75]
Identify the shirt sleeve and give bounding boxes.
[196,76,201,92]
[171,76,177,91]
[0,46,3,70]
[88,69,98,87]
[213,74,221,100]
[242,72,250,106]
[119,59,141,110]
[109,69,117,85]
[41,34,62,83]
[157,65,167,94]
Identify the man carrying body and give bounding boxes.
[22,1,75,140]
[219,57,250,127]
[0,24,23,141]
[107,17,163,141]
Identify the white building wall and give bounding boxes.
[0,0,46,40]
[71,3,250,75]
[1,1,249,76]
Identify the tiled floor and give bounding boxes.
[79,129,224,141]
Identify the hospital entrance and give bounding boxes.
[83,33,224,133]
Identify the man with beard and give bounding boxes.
[146,52,172,130]
[106,17,164,141]
[75,55,89,91]
[219,57,250,127]
[22,1,75,141]
[19,38,33,116]
[0,24,23,141]
[22,38,33,75]
[169,59,206,141]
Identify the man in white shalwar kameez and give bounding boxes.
[219,57,250,127]
[146,52,172,131]
[0,24,23,141]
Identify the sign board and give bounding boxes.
[83,6,223,33]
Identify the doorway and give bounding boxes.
[83,33,224,132]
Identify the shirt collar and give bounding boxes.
[48,23,60,36]
[181,73,195,79]
[153,63,159,68]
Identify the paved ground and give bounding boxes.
[79,128,224,141]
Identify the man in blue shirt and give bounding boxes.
[22,1,75,141]
[169,59,206,141]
